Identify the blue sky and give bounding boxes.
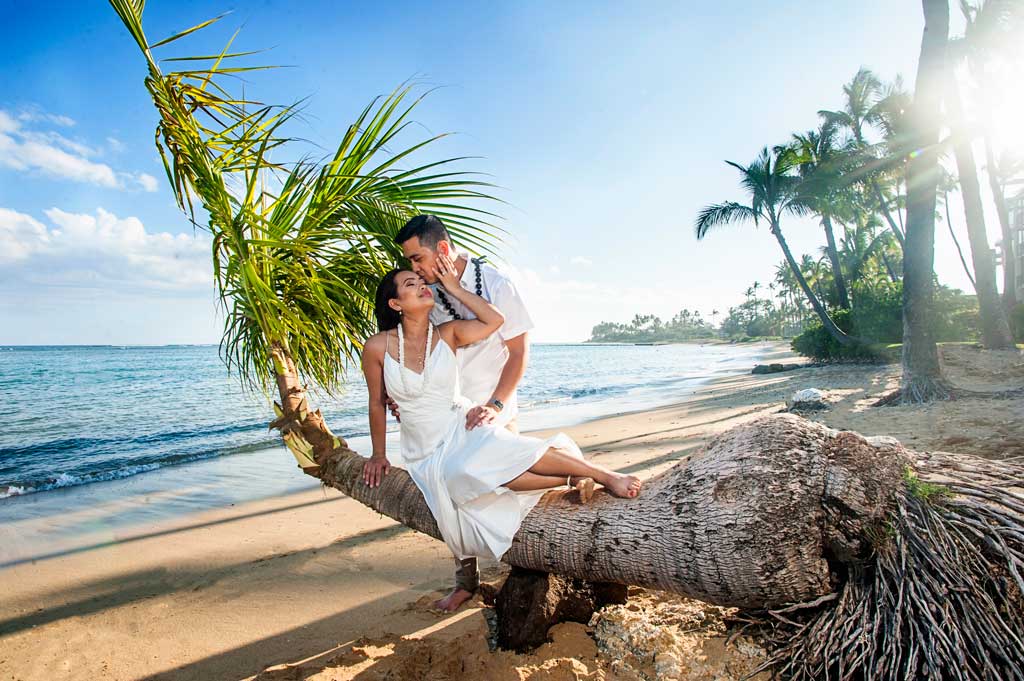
[0,1,998,344]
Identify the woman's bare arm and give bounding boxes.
[360,333,391,487]
[432,252,504,348]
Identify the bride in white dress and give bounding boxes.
[360,252,642,563]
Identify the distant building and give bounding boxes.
[1011,191,1024,302]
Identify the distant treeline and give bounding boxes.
[588,310,715,343]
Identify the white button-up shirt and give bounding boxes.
[429,255,534,426]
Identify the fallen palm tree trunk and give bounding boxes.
[311,412,902,606]
[279,348,1024,678]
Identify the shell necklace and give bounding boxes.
[396,322,433,394]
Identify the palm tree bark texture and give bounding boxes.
[897,0,954,402]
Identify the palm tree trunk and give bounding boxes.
[947,80,1015,349]
[771,220,857,346]
[984,135,1019,312]
[944,190,977,291]
[880,247,900,283]
[897,0,952,403]
[822,214,850,310]
[272,337,899,606]
[872,179,907,248]
[267,338,918,612]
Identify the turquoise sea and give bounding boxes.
[0,342,773,565]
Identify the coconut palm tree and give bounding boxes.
[892,0,954,403]
[819,68,907,248]
[957,0,1023,312]
[696,147,857,346]
[789,122,854,309]
[944,27,1016,348]
[837,220,895,291]
[106,2,508,476]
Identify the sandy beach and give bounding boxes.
[2,341,1022,681]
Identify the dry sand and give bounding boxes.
[1,342,1021,681]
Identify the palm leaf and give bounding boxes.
[108,2,503,393]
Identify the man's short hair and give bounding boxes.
[395,214,451,250]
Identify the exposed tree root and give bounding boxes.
[753,453,1024,680]
[874,382,1022,406]
[873,378,956,406]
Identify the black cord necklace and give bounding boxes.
[436,257,485,320]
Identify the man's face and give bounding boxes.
[401,236,449,284]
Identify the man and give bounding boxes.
[393,214,533,612]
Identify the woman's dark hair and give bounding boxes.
[374,268,407,331]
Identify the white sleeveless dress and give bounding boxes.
[384,336,583,561]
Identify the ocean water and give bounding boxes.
[0,342,777,566]
[0,342,771,501]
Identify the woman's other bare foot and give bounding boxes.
[603,472,642,499]
[433,587,474,613]
[569,476,596,502]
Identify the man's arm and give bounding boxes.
[492,333,528,405]
[465,333,529,429]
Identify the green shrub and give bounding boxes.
[745,317,773,338]
[932,288,979,342]
[850,283,902,342]
[1011,303,1024,343]
[791,283,982,361]
[791,310,880,361]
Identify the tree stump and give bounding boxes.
[494,566,628,652]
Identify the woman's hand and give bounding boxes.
[432,251,462,293]
[465,404,498,430]
[362,454,390,488]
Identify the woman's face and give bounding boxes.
[390,270,434,315]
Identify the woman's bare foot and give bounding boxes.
[569,476,596,502]
[433,587,474,613]
[603,472,642,499]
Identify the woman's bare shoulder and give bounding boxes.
[362,332,390,360]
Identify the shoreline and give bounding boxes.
[3,342,1018,680]
[0,340,780,508]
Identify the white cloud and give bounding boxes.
[0,108,156,192]
[0,111,19,134]
[569,255,593,266]
[0,206,211,291]
[134,172,159,192]
[107,137,125,153]
[0,208,49,262]
[17,109,76,127]
[0,135,119,186]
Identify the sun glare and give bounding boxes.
[985,62,1024,157]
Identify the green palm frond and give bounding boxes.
[695,202,759,239]
[108,2,502,392]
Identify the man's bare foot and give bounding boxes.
[603,472,642,499]
[433,587,474,613]
[569,476,596,502]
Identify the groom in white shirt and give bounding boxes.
[394,214,534,612]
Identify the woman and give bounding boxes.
[360,251,641,563]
